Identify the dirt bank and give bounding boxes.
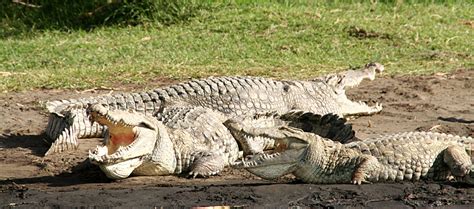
[1,70,473,208]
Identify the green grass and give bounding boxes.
[1,1,473,92]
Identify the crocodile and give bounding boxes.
[86,104,354,179]
[44,63,384,155]
[226,115,474,184]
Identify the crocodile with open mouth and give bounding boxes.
[226,115,474,184]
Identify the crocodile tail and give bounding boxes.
[44,97,107,155]
[44,100,83,152]
[44,103,93,155]
[45,97,96,136]
[279,111,355,143]
[44,117,78,155]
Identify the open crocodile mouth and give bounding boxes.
[230,125,309,179]
[320,62,384,116]
[86,104,158,164]
[238,132,307,167]
[224,119,308,169]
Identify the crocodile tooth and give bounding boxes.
[116,146,125,154]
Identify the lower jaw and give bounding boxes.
[98,157,143,179]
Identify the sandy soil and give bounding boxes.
[0,70,473,208]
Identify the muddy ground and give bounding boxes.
[0,70,473,208]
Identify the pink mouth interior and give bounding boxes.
[108,132,135,155]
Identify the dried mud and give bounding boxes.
[0,70,473,208]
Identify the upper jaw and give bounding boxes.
[87,103,158,132]
[224,119,310,145]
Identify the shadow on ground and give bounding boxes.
[0,134,49,156]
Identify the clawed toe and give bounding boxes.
[351,180,362,185]
[351,179,371,185]
[188,171,220,178]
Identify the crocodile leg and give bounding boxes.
[188,151,226,178]
[443,145,472,177]
[351,155,381,185]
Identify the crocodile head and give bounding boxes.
[86,104,159,179]
[225,119,311,179]
[321,62,384,116]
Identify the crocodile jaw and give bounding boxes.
[86,104,158,179]
[226,120,309,179]
[93,148,144,179]
[235,147,306,179]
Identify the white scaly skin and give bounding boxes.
[45,63,385,155]
[229,119,474,185]
[87,104,241,179]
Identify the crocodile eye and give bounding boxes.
[138,122,154,130]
